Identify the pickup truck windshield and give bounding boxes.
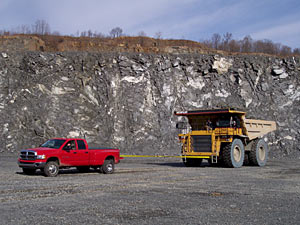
[41,139,66,149]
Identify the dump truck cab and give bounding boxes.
[175,108,276,168]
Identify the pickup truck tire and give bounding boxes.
[44,161,59,177]
[22,168,36,175]
[222,139,245,168]
[249,139,268,167]
[101,159,115,174]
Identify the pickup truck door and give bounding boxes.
[75,140,89,165]
[61,140,77,166]
[61,140,89,166]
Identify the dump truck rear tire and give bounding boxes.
[249,139,268,166]
[222,139,245,168]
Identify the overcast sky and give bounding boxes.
[0,0,299,48]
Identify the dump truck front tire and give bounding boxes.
[222,139,245,168]
[249,139,268,167]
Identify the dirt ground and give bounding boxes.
[0,155,299,225]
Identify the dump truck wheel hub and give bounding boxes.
[233,145,242,162]
[258,146,265,161]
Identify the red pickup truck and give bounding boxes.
[18,138,121,177]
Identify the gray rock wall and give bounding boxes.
[0,51,299,157]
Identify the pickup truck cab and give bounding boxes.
[18,138,121,177]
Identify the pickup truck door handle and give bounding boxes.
[73,152,77,154]
[85,152,88,154]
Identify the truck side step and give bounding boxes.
[211,155,218,164]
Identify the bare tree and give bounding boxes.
[202,39,213,48]
[252,39,278,55]
[211,33,221,50]
[0,30,10,35]
[228,39,240,52]
[200,32,297,56]
[280,45,292,56]
[241,35,252,53]
[274,43,282,55]
[32,19,50,35]
[110,27,123,38]
[293,48,300,55]
[52,31,61,36]
[137,31,147,47]
[17,24,32,34]
[87,29,93,37]
[94,32,106,38]
[222,32,232,51]
[155,31,162,39]
[138,31,147,37]
[264,39,277,54]
[80,31,87,37]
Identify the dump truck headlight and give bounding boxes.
[37,155,46,159]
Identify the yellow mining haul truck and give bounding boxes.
[175,109,276,168]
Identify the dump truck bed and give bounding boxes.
[243,119,276,140]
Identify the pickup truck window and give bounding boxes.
[77,140,86,150]
[63,140,76,150]
[41,139,66,149]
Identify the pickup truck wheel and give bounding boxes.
[101,159,115,174]
[22,168,36,175]
[222,139,245,168]
[249,139,268,167]
[44,161,59,177]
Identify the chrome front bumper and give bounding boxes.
[18,161,46,169]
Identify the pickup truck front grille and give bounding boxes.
[20,150,37,160]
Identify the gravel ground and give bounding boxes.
[0,155,299,225]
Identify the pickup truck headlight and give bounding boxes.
[36,155,46,160]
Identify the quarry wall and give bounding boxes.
[0,51,299,157]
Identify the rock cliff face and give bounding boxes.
[0,51,299,157]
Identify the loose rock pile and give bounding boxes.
[0,52,299,158]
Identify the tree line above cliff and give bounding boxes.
[1,19,299,56]
[202,32,299,56]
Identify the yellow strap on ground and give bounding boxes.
[120,154,210,159]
